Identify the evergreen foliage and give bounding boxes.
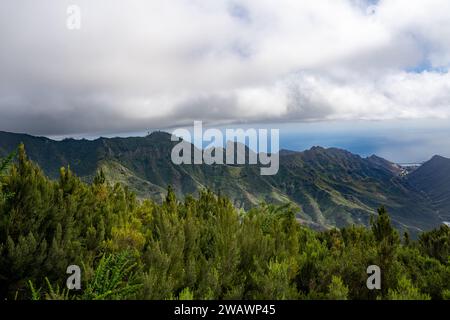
[0,146,449,300]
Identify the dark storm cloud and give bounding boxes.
[1,0,450,136]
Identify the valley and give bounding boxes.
[0,130,448,236]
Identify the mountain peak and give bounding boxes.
[430,154,449,162]
[146,131,172,140]
[304,145,357,159]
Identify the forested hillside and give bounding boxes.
[0,131,444,234]
[408,155,450,221]
[0,146,449,300]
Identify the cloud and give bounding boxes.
[1,0,450,135]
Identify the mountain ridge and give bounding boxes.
[407,154,450,221]
[0,130,447,234]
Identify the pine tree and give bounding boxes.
[327,276,349,300]
[2,144,450,300]
[387,276,431,300]
[0,150,16,203]
[371,207,400,296]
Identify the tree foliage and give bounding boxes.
[0,146,448,300]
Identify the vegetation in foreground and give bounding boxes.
[0,145,449,300]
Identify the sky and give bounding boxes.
[1,0,450,162]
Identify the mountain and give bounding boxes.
[265,146,439,232]
[407,155,450,221]
[0,130,444,234]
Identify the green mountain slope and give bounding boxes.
[262,147,439,232]
[0,130,443,233]
[408,155,450,221]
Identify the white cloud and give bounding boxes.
[0,0,450,135]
